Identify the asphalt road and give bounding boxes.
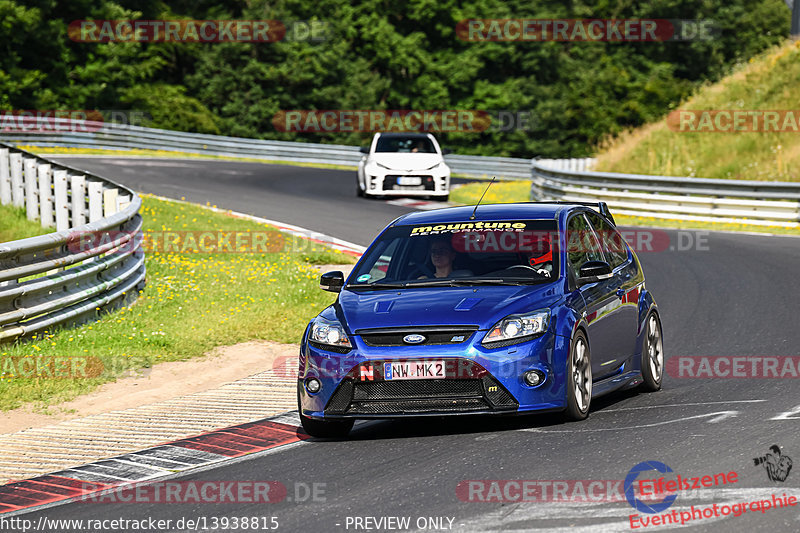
[29,157,800,532]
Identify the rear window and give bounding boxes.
[349,220,559,288]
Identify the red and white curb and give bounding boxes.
[0,412,306,515]
[385,198,450,211]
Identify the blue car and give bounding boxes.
[298,202,663,437]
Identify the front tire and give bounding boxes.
[299,412,354,438]
[298,390,353,438]
[639,312,664,392]
[564,330,592,421]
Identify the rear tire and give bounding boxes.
[639,312,663,392]
[564,330,592,421]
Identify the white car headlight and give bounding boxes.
[482,309,549,346]
[309,317,352,348]
[425,162,445,171]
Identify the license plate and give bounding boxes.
[384,361,446,380]
[396,176,422,186]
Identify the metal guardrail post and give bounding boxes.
[0,142,146,343]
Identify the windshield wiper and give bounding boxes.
[345,282,407,289]
[405,278,522,287]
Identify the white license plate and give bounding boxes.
[384,361,446,380]
[396,176,422,186]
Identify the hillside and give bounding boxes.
[594,39,800,180]
[0,0,790,158]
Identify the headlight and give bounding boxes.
[425,161,445,171]
[309,317,352,349]
[482,309,549,346]
[375,162,393,170]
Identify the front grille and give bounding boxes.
[353,379,482,400]
[324,360,518,416]
[357,326,478,347]
[383,175,435,191]
[348,398,488,414]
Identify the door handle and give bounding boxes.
[616,288,626,299]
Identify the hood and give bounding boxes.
[369,153,444,171]
[334,284,562,332]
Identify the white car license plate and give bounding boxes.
[396,176,422,186]
[384,361,445,380]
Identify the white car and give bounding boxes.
[357,132,451,200]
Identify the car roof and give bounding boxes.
[391,203,582,226]
[376,132,434,139]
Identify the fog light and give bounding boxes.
[523,370,545,387]
[305,378,321,393]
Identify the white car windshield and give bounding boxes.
[375,136,437,153]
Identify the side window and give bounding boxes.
[366,238,400,282]
[585,212,628,269]
[566,214,604,277]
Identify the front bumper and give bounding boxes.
[298,330,569,419]
[365,170,450,196]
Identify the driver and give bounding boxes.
[423,237,473,278]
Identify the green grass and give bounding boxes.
[0,195,355,411]
[0,204,51,242]
[450,181,800,236]
[594,39,800,180]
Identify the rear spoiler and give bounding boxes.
[527,201,616,225]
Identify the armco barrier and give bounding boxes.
[5,120,796,226]
[531,161,800,228]
[0,142,145,343]
[0,120,543,179]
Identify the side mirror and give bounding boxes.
[577,261,613,285]
[320,271,344,293]
[359,146,370,154]
[442,148,452,155]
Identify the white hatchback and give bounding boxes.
[357,132,451,200]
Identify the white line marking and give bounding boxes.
[770,404,800,420]
[598,400,765,413]
[522,411,740,433]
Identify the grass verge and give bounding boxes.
[450,180,800,236]
[594,39,800,180]
[0,204,51,242]
[0,195,355,411]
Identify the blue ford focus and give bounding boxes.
[298,202,663,437]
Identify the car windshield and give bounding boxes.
[375,136,437,153]
[348,219,559,288]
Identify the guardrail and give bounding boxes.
[531,161,800,228]
[0,120,543,179]
[0,142,145,343]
